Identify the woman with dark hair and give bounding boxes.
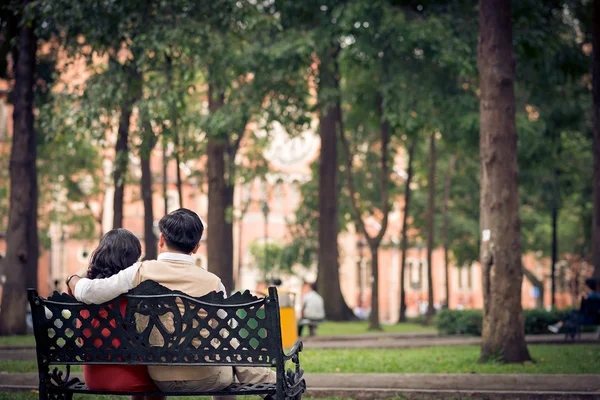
[79,229,164,400]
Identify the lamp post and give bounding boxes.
[262,201,270,277]
[356,238,366,309]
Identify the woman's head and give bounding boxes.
[87,229,142,279]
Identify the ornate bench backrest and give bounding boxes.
[28,281,283,368]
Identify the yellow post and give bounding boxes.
[275,291,298,348]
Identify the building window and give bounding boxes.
[457,264,473,291]
[406,258,423,291]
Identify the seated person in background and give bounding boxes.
[297,283,325,337]
[67,208,275,396]
[548,278,600,333]
[70,228,163,400]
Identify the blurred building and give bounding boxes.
[0,57,582,321]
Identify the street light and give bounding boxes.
[262,201,270,277]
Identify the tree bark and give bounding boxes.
[442,153,457,309]
[592,0,600,292]
[141,120,158,260]
[340,93,391,331]
[112,68,141,229]
[315,45,355,321]
[551,202,558,307]
[478,0,531,363]
[162,140,168,214]
[522,265,544,309]
[222,183,235,292]
[0,6,38,334]
[398,143,415,323]
[165,53,184,208]
[425,132,436,322]
[206,83,235,292]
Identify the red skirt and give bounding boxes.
[83,365,158,392]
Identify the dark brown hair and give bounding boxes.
[87,229,142,279]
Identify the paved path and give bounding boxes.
[302,333,599,349]
[1,333,597,360]
[2,372,600,399]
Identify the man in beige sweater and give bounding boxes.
[67,209,275,397]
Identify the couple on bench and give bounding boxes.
[66,208,275,400]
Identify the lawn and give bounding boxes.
[0,335,35,346]
[316,321,436,336]
[2,345,598,375]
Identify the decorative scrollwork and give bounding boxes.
[282,340,306,400]
[48,365,80,389]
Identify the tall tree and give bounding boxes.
[316,43,355,320]
[140,118,158,260]
[442,153,457,307]
[0,0,38,334]
[593,0,600,290]
[112,66,141,229]
[398,142,415,322]
[340,94,391,331]
[425,132,436,321]
[478,0,531,362]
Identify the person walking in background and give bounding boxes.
[297,282,325,337]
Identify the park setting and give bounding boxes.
[0,0,600,399]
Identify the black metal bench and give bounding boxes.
[28,281,306,400]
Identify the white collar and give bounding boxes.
[157,252,195,264]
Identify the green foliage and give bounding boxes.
[247,241,294,280]
[435,309,575,336]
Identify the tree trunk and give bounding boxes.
[368,245,381,331]
[592,0,600,292]
[222,183,235,292]
[398,143,415,323]
[426,132,436,322]
[162,140,168,214]
[112,104,131,229]
[175,149,183,208]
[112,68,141,229]
[478,0,531,363]
[522,265,544,309]
[165,53,184,209]
[443,154,457,309]
[315,45,355,320]
[0,8,38,335]
[551,203,558,307]
[141,120,158,260]
[206,83,234,292]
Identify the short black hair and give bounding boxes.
[310,282,318,292]
[585,278,597,292]
[158,208,204,254]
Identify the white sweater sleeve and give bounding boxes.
[73,263,140,304]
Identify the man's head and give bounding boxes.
[585,278,597,293]
[310,282,318,292]
[158,208,204,254]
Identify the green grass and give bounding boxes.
[301,345,600,374]
[2,345,598,375]
[0,335,35,346]
[316,321,436,336]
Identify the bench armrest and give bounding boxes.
[284,340,304,361]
